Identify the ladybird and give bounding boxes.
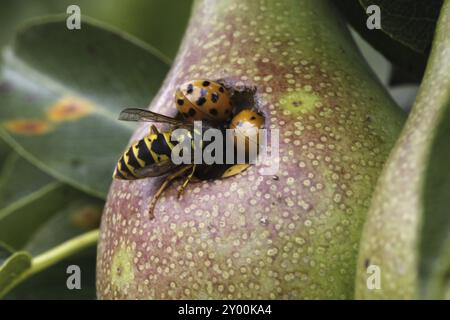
[229,109,265,163]
[175,80,233,124]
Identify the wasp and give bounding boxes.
[113,81,265,220]
[113,107,214,218]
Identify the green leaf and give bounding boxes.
[335,0,443,80]
[5,246,96,300]
[5,193,101,299]
[0,1,36,50]
[0,183,72,249]
[0,0,191,60]
[0,230,98,299]
[0,150,102,297]
[0,149,102,249]
[0,152,54,209]
[85,0,193,59]
[0,17,170,198]
[0,243,32,298]
[0,140,11,164]
[25,196,102,255]
[359,0,443,54]
[355,0,450,299]
[0,157,101,297]
[0,242,14,262]
[0,181,102,252]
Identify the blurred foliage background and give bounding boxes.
[0,0,441,299]
[0,0,191,300]
[0,0,192,59]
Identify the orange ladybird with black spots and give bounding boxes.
[175,80,233,125]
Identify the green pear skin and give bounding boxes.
[355,0,450,299]
[97,0,404,299]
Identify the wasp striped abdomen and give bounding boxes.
[113,132,178,180]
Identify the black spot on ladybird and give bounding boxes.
[196,97,207,106]
[202,80,210,87]
[209,108,218,116]
[177,99,184,106]
[219,86,225,93]
[186,84,194,94]
[188,108,196,117]
[250,116,256,120]
[211,92,219,103]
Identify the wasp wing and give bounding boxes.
[119,108,212,130]
[133,159,179,178]
[119,108,191,127]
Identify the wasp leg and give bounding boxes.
[177,164,197,199]
[148,165,193,219]
[150,125,159,135]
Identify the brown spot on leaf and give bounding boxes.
[3,119,53,135]
[47,96,93,122]
[70,205,102,229]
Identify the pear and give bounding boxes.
[97,0,404,299]
[355,1,450,299]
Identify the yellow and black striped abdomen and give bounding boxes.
[113,132,177,180]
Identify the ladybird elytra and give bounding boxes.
[175,80,233,124]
